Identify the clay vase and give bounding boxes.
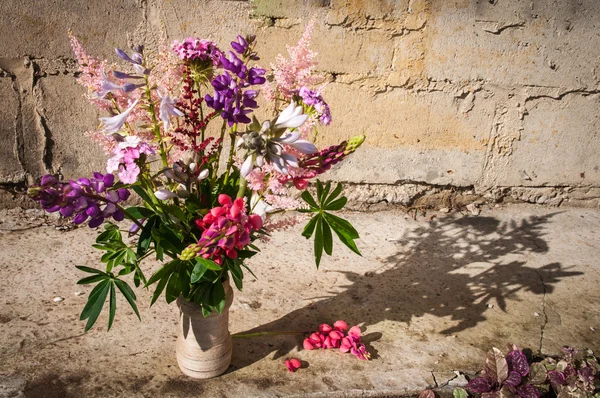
[175,280,234,378]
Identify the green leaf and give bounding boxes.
[137,216,158,256]
[165,272,182,304]
[80,280,110,332]
[314,217,324,267]
[324,182,343,206]
[301,190,319,210]
[146,259,179,286]
[107,282,116,331]
[302,215,319,239]
[323,212,359,239]
[75,266,106,275]
[114,279,140,321]
[150,276,169,306]
[322,220,333,256]
[195,257,222,271]
[77,274,107,285]
[191,261,208,284]
[316,180,324,203]
[325,196,348,211]
[319,181,332,204]
[323,213,361,256]
[453,388,468,398]
[131,185,156,209]
[125,206,154,219]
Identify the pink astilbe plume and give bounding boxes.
[68,31,113,111]
[266,18,323,102]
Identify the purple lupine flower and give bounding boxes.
[28,173,130,228]
[205,48,266,126]
[230,35,248,54]
[298,86,332,126]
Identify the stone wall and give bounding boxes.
[1,0,599,208]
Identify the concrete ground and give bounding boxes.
[0,204,598,397]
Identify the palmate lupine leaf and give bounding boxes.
[301,180,361,267]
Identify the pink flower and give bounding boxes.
[285,358,301,372]
[303,339,315,350]
[333,320,348,331]
[302,320,370,360]
[192,196,262,263]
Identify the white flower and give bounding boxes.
[251,193,275,221]
[159,92,184,131]
[99,99,140,134]
[154,189,177,200]
[275,101,308,129]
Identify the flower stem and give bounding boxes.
[144,78,168,168]
[223,132,237,185]
[231,331,307,339]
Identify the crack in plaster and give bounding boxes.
[5,68,27,183]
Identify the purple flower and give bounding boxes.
[298,86,332,126]
[230,35,248,54]
[115,47,149,75]
[205,48,266,127]
[28,173,130,229]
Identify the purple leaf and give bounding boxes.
[468,377,494,393]
[506,349,530,376]
[418,389,435,398]
[547,370,566,386]
[504,371,523,387]
[486,348,510,384]
[516,384,541,398]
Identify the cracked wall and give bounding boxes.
[0,0,599,208]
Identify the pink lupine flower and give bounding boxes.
[285,358,301,372]
[192,196,262,264]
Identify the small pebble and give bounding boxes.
[487,304,494,308]
[53,297,64,302]
[591,327,596,332]
[534,312,540,317]
[74,291,84,297]
[439,208,450,213]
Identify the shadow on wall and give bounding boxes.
[230,213,583,370]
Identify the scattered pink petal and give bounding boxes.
[285,358,302,372]
[319,324,333,333]
[348,325,362,339]
[303,339,315,350]
[333,320,348,331]
[329,330,343,340]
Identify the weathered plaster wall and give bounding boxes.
[1,0,599,208]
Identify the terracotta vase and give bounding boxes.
[175,280,234,378]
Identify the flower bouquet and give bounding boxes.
[28,22,364,377]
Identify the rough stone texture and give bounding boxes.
[0,0,599,208]
[0,205,598,396]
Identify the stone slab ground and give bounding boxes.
[0,204,598,397]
